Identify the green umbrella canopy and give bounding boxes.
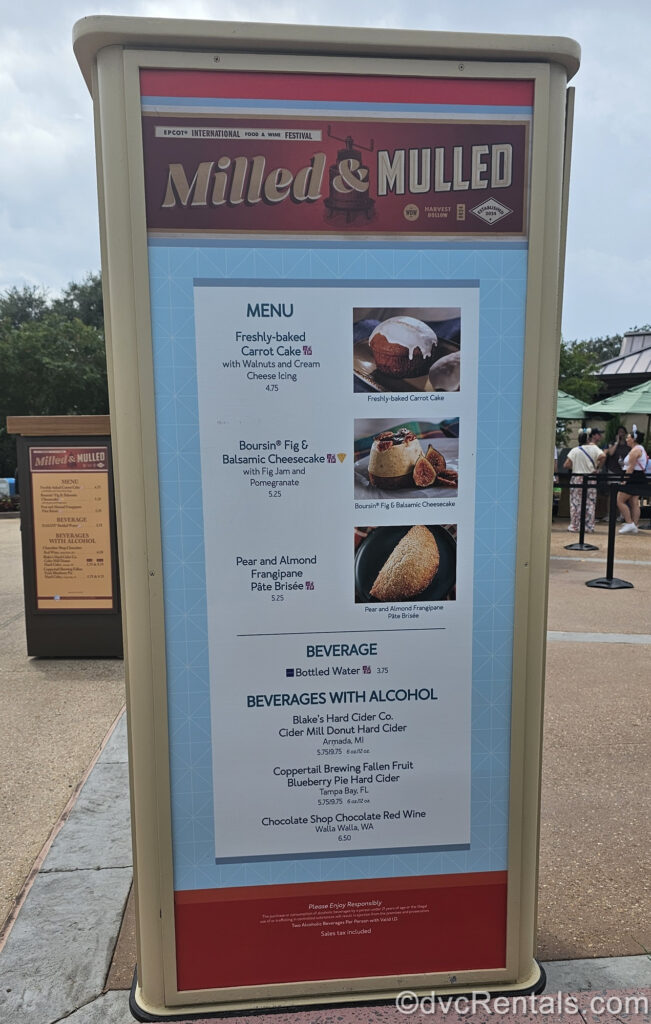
[584,378,651,415]
[556,389,586,419]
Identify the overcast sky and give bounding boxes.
[1,0,649,340]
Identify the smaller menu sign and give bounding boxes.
[29,447,114,610]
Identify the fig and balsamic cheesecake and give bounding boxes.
[368,428,422,489]
[369,316,437,378]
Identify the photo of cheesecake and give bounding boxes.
[355,419,459,499]
[367,428,423,489]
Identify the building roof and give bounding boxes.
[598,345,651,377]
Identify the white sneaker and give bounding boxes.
[619,523,637,534]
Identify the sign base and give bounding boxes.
[129,962,547,1020]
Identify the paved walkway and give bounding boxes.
[538,522,651,961]
[0,518,650,1021]
[0,715,132,1023]
[0,519,125,932]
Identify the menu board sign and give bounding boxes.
[30,446,114,611]
[139,67,533,992]
[194,283,474,863]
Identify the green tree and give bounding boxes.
[560,333,623,372]
[558,339,603,404]
[51,273,104,331]
[0,285,49,330]
[0,276,107,477]
[584,334,622,365]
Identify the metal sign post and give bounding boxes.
[74,17,579,1018]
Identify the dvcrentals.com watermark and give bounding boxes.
[395,990,649,1016]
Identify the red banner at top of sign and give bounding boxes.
[140,69,534,107]
[29,447,108,473]
[140,70,531,237]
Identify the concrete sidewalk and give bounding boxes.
[538,522,651,961]
[0,714,132,1023]
[0,519,125,931]
[0,518,650,1021]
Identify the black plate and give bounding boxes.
[355,525,456,602]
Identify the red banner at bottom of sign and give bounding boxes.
[174,871,507,991]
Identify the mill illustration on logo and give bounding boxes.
[324,125,376,223]
[470,198,513,225]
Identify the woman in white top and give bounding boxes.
[617,428,648,534]
[563,429,606,533]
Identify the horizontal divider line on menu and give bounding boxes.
[236,627,446,637]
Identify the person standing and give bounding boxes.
[587,427,609,520]
[563,429,606,533]
[604,425,629,475]
[617,428,648,534]
[601,424,629,522]
[589,427,604,446]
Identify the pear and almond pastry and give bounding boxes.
[370,526,440,601]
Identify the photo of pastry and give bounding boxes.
[353,307,460,393]
[354,525,457,603]
[354,419,459,499]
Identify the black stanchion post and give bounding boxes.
[586,480,633,590]
[565,474,599,552]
